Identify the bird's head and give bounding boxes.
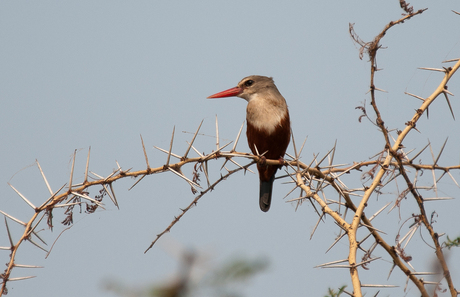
[207,75,279,102]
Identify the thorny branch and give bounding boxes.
[1,5,460,297]
[2,118,459,296]
[144,160,256,254]
[350,5,459,297]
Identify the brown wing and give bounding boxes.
[246,113,291,182]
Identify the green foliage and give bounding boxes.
[104,253,269,297]
[444,235,460,250]
[324,285,347,297]
[202,256,269,297]
[209,257,269,284]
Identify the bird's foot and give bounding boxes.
[278,157,286,165]
[259,156,267,166]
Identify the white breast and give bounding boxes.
[246,94,288,134]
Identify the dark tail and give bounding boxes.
[259,175,275,212]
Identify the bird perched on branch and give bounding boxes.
[207,75,291,212]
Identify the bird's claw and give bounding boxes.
[259,156,267,166]
[278,157,285,165]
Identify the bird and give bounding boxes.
[207,75,291,212]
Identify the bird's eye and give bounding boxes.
[244,80,254,87]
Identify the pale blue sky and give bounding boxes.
[1,1,459,296]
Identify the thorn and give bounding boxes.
[443,92,456,120]
[219,158,229,171]
[316,147,335,168]
[71,192,104,208]
[108,183,119,208]
[325,198,347,207]
[359,222,387,234]
[374,87,387,93]
[7,276,36,281]
[0,209,26,226]
[228,158,255,174]
[434,138,448,166]
[185,142,204,158]
[357,234,373,251]
[325,233,346,254]
[290,133,302,175]
[4,217,14,247]
[101,183,118,208]
[342,290,354,297]
[333,163,361,179]
[299,154,317,176]
[168,168,202,188]
[90,171,104,179]
[104,168,121,182]
[387,263,396,280]
[404,92,425,101]
[84,147,91,183]
[215,115,220,150]
[291,130,298,160]
[13,264,44,268]
[310,212,325,239]
[27,212,48,245]
[36,160,53,195]
[444,88,455,96]
[202,141,233,161]
[442,57,459,62]
[153,146,182,159]
[8,183,36,210]
[298,136,308,156]
[355,257,381,267]
[253,144,260,156]
[183,120,204,159]
[317,264,351,268]
[314,258,348,268]
[411,271,439,275]
[328,140,338,169]
[140,134,150,169]
[54,202,82,208]
[68,149,77,192]
[399,225,418,249]
[202,161,211,187]
[281,183,299,199]
[447,171,460,188]
[27,237,49,253]
[166,126,175,166]
[418,67,446,73]
[369,201,392,221]
[231,122,245,152]
[409,142,430,163]
[423,197,454,201]
[421,280,443,285]
[361,284,398,288]
[285,194,306,203]
[284,152,295,160]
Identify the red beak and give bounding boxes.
[207,87,243,98]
